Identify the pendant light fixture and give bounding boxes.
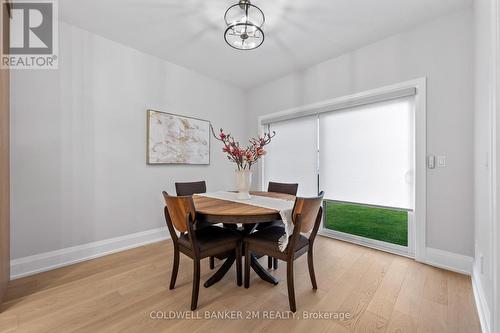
[224,0,265,50]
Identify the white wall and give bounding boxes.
[246,9,474,257]
[10,22,246,259]
[473,0,496,331]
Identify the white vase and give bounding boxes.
[235,170,252,200]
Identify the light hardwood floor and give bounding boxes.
[0,236,481,333]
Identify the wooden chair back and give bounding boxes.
[175,181,207,196]
[292,191,324,233]
[268,182,299,196]
[162,191,195,233]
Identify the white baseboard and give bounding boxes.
[472,264,491,333]
[321,231,473,275]
[423,247,473,275]
[8,231,474,280]
[10,227,170,280]
[319,230,413,259]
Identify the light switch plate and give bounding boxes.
[437,155,447,167]
[427,155,435,169]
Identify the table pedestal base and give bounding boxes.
[204,252,278,288]
[204,223,279,288]
[249,253,279,285]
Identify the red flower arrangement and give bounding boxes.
[211,125,275,170]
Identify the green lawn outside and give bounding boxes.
[324,201,408,246]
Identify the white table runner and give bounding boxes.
[195,191,295,251]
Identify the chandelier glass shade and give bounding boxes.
[224,0,265,50]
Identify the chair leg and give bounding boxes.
[287,261,296,312]
[273,257,278,270]
[244,243,251,288]
[268,256,273,269]
[191,259,200,311]
[307,247,317,290]
[209,256,215,269]
[169,247,180,290]
[236,244,242,286]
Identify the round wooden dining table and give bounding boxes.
[193,191,295,288]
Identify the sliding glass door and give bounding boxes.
[262,94,416,255]
[264,115,318,197]
[319,97,414,252]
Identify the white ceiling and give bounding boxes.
[60,0,471,88]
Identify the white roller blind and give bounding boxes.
[261,87,417,124]
[264,116,318,196]
[319,97,414,209]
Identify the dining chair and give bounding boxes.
[175,181,217,270]
[163,192,242,310]
[175,181,207,196]
[244,191,324,312]
[267,181,299,196]
[260,181,299,270]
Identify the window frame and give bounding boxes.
[258,78,427,260]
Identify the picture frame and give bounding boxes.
[146,110,210,165]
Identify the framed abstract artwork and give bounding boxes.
[147,110,210,165]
